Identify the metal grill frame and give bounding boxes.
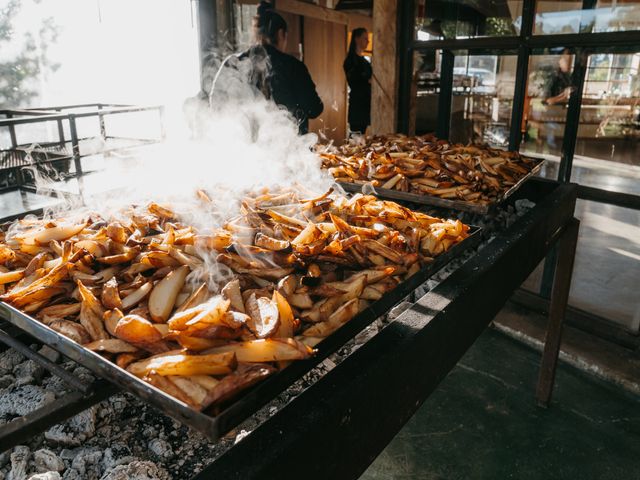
[0,227,482,442]
[192,178,579,480]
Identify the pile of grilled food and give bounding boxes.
[0,188,469,411]
[319,134,541,204]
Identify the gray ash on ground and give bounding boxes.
[0,201,530,480]
[0,387,229,479]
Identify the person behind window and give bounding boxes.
[243,1,323,134]
[540,49,575,150]
[544,49,574,106]
[343,28,372,135]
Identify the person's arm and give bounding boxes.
[295,61,323,120]
[544,87,573,105]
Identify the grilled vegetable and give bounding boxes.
[319,133,540,204]
[0,186,469,409]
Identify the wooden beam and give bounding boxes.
[276,0,349,24]
[278,0,371,33]
[346,11,372,31]
[371,0,398,134]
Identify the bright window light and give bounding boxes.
[0,0,200,107]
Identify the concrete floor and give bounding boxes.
[494,301,640,396]
[360,328,640,480]
[524,158,640,331]
[569,199,640,330]
[522,196,640,331]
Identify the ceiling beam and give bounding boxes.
[276,0,371,29]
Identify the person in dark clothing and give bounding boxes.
[544,50,574,106]
[541,49,574,148]
[343,28,372,135]
[187,1,321,136]
[244,1,323,134]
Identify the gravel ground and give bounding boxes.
[0,200,534,480]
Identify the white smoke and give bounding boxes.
[32,48,334,232]
[18,46,336,286]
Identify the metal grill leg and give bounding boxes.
[535,218,580,407]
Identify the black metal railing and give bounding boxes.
[0,103,165,194]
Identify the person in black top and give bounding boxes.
[539,49,574,149]
[243,1,323,134]
[544,49,574,106]
[193,1,323,136]
[343,28,372,135]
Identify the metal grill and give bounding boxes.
[0,226,482,443]
[0,150,31,170]
[31,136,158,158]
[0,179,580,480]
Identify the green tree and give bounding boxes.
[486,17,516,37]
[0,0,60,108]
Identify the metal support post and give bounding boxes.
[557,50,588,183]
[7,113,18,148]
[98,104,107,140]
[536,218,580,407]
[68,114,82,177]
[397,0,416,134]
[436,50,454,139]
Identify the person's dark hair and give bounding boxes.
[256,1,287,45]
[347,27,367,58]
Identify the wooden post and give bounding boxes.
[536,218,580,407]
[371,0,399,135]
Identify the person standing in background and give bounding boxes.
[199,0,323,136]
[343,28,371,135]
[247,1,323,134]
[544,49,574,107]
[541,49,575,150]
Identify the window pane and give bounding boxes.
[570,52,640,196]
[0,0,199,108]
[415,50,443,134]
[415,0,523,40]
[570,199,640,329]
[449,54,518,148]
[534,0,584,34]
[534,0,640,34]
[592,1,640,32]
[235,3,260,50]
[520,52,577,177]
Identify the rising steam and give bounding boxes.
[21,47,335,286]
[32,47,334,231]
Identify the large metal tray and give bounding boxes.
[0,226,481,441]
[337,159,544,214]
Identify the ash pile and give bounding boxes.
[0,344,224,480]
